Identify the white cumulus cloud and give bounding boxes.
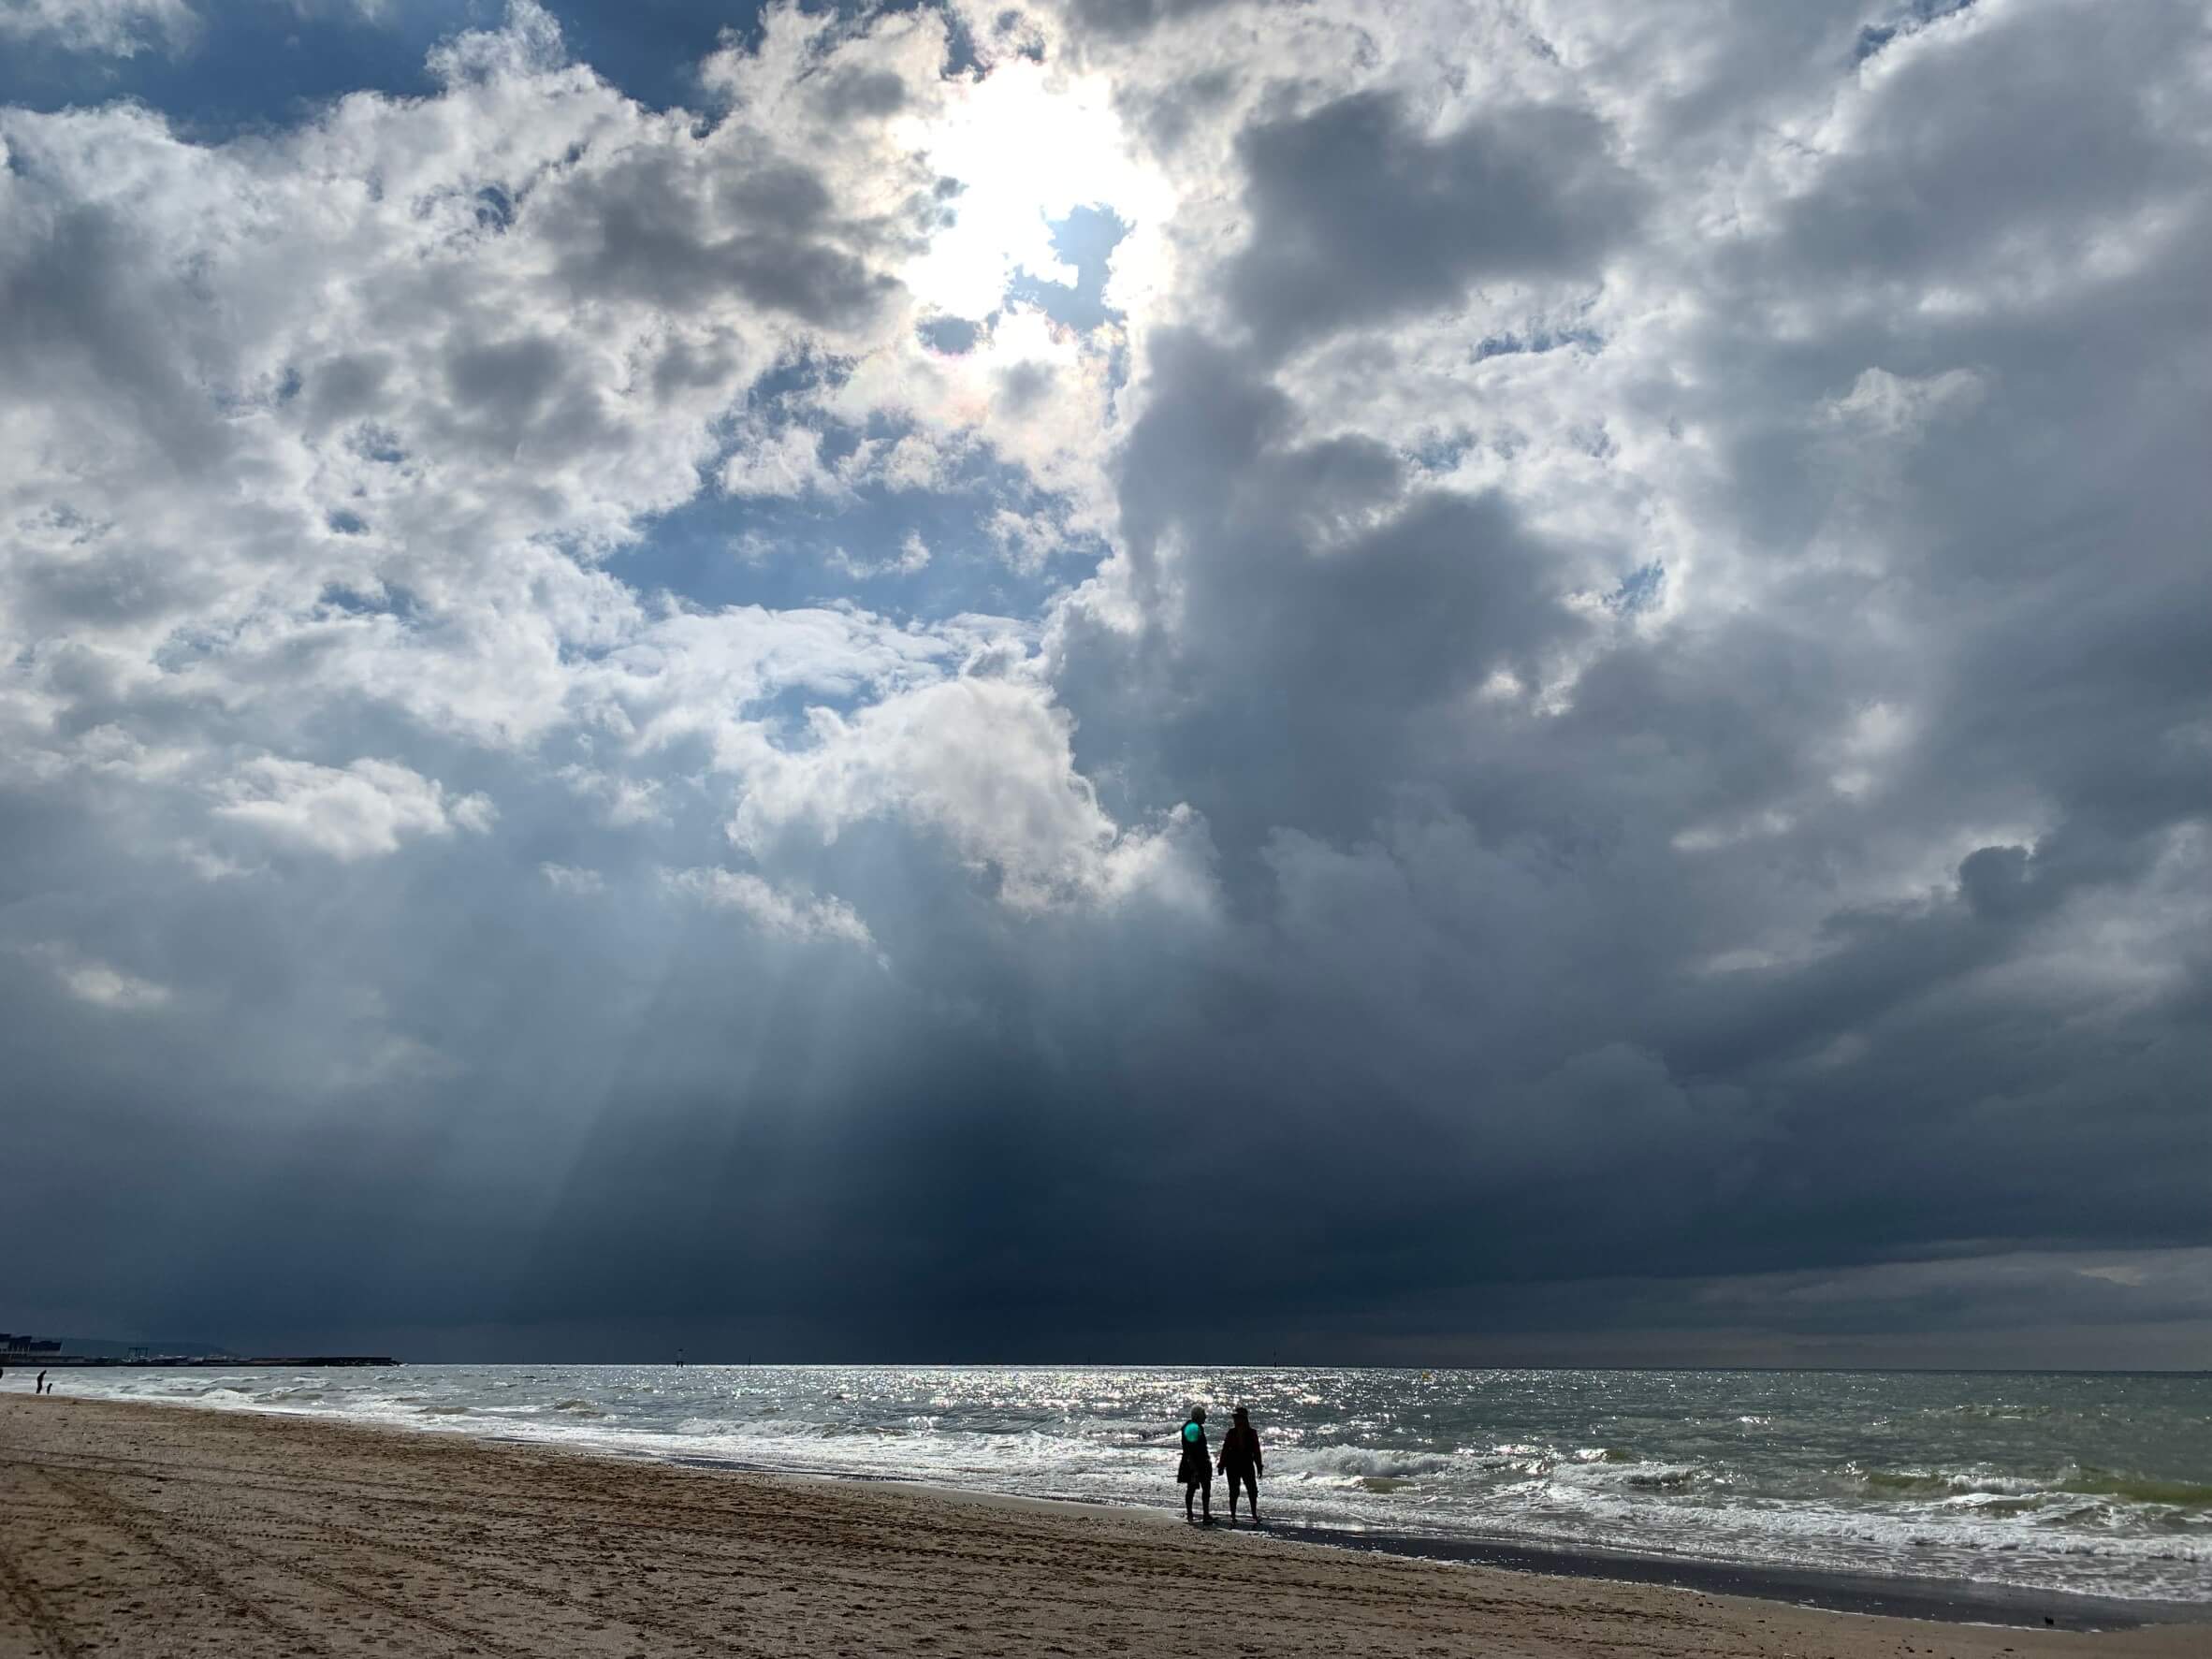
[663,866,878,952]
[211,757,493,861]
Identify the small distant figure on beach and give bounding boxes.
[1218,1405,1263,1525]
[1177,1404,1213,1524]
[36,1371,49,1395]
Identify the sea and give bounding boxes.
[49,1364,2211,1608]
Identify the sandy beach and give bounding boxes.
[0,1397,2200,1659]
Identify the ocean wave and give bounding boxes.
[2061,1471,2212,1509]
[1918,1402,2060,1422]
[1860,1466,2043,1497]
[1551,1459,1705,1492]
[1278,1447,1462,1481]
[1522,1478,2212,1597]
[1857,1465,2212,1511]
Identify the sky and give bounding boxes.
[2,0,2206,1367]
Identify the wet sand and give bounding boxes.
[1,1395,2200,1658]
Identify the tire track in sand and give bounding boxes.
[32,1465,336,1657]
[0,1527,87,1659]
[38,1462,713,1658]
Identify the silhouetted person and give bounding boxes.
[1177,1405,1213,1523]
[1218,1405,1263,1524]
[36,1371,48,1395]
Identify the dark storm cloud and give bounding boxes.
[438,331,604,458]
[1227,90,1641,352]
[300,352,396,433]
[0,195,232,474]
[811,65,909,121]
[4,745,2204,1362]
[1060,0,1240,44]
[1775,4,2202,284]
[1016,1,2207,1356]
[546,149,901,327]
[1075,328,1589,853]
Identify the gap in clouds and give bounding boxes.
[0,2,798,135]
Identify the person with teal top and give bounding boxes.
[1176,1404,1214,1523]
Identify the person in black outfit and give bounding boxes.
[1176,1405,1214,1523]
[1217,1405,1263,1525]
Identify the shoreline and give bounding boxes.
[1260,1525,2205,1633]
[651,1450,2205,1631]
[5,1397,2204,1659]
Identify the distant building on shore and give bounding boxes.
[5,1329,392,1368]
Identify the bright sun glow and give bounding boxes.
[896,60,1166,321]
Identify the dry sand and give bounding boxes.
[0,1395,2199,1659]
